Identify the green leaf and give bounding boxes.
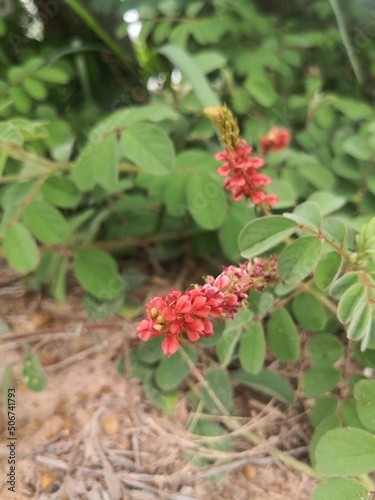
[310,414,342,467]
[201,366,233,414]
[347,302,372,341]
[322,217,347,243]
[193,51,227,74]
[217,310,253,366]
[267,180,296,209]
[299,163,335,190]
[219,201,256,261]
[143,382,179,418]
[50,255,68,304]
[3,222,40,273]
[302,366,341,397]
[22,354,47,392]
[353,379,375,432]
[239,216,297,259]
[267,308,300,362]
[239,322,265,374]
[34,66,70,84]
[233,368,295,404]
[337,283,367,324]
[94,134,118,190]
[293,292,327,330]
[121,123,174,176]
[245,75,277,107]
[159,44,220,107]
[0,122,24,145]
[41,177,81,208]
[74,248,124,300]
[155,348,198,391]
[342,400,367,430]
[23,200,70,244]
[308,191,346,216]
[186,173,226,230]
[190,419,232,453]
[315,427,375,476]
[278,236,321,284]
[361,318,375,351]
[73,134,119,191]
[284,201,322,228]
[307,334,344,364]
[354,343,375,369]
[99,104,178,132]
[315,251,343,290]
[310,395,339,427]
[312,478,369,500]
[138,336,163,365]
[329,272,361,299]
[9,87,32,113]
[331,96,373,120]
[342,136,372,161]
[22,78,47,101]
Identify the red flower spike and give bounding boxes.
[136,256,279,356]
[215,139,278,206]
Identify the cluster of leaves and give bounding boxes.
[1,0,375,497]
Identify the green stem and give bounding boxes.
[328,0,363,85]
[65,0,136,71]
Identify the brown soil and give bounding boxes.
[0,264,318,500]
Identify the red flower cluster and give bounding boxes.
[136,256,278,356]
[215,140,278,205]
[260,127,291,155]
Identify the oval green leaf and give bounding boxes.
[74,248,124,299]
[201,366,233,414]
[239,216,297,259]
[337,283,367,324]
[292,293,327,331]
[315,427,375,476]
[155,348,198,391]
[121,123,175,176]
[278,236,321,284]
[302,366,341,397]
[23,200,70,244]
[41,177,81,208]
[22,354,47,392]
[347,302,372,341]
[315,251,343,290]
[239,322,265,374]
[233,368,295,404]
[267,308,300,362]
[353,379,375,432]
[307,334,344,364]
[186,173,226,230]
[3,222,40,273]
[312,478,369,500]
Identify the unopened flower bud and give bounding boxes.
[153,324,164,332]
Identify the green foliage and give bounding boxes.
[315,428,375,476]
[22,354,47,392]
[2,0,375,490]
[312,478,369,500]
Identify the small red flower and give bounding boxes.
[260,127,291,155]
